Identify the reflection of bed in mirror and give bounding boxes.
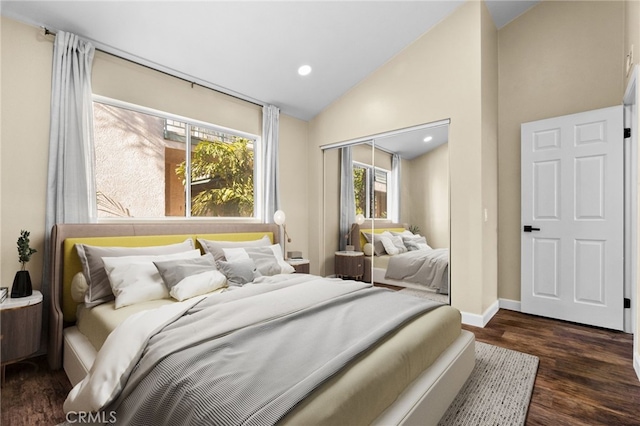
[351,224,449,295]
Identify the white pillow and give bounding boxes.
[169,270,227,301]
[379,235,398,255]
[403,235,432,251]
[380,231,408,256]
[391,230,414,237]
[223,244,295,275]
[103,250,201,309]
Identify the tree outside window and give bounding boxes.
[353,162,388,219]
[175,137,254,217]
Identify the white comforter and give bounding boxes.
[384,248,449,293]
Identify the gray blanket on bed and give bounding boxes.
[107,278,440,426]
[385,248,449,293]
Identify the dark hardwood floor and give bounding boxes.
[463,309,640,426]
[1,309,638,425]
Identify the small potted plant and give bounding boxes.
[11,230,37,298]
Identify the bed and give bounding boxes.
[48,222,473,425]
[351,224,450,295]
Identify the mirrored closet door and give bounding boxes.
[320,120,451,304]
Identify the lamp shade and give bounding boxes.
[274,210,286,225]
[355,214,365,225]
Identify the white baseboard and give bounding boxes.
[635,351,640,382]
[499,298,521,312]
[461,300,499,328]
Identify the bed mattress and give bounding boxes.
[76,299,176,351]
[372,254,392,269]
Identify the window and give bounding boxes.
[93,99,259,219]
[353,162,388,219]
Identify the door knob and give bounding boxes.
[523,225,541,232]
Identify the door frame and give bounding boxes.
[623,65,639,378]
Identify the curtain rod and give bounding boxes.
[42,27,264,109]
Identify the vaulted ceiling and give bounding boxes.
[1,1,539,121]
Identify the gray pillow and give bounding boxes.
[153,253,218,290]
[76,239,194,308]
[363,232,386,256]
[197,236,271,262]
[217,259,257,286]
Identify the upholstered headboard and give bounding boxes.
[48,222,279,370]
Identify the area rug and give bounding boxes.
[399,287,449,304]
[397,288,539,424]
[438,342,539,425]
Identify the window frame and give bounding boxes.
[92,95,263,222]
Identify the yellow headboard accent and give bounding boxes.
[62,232,274,322]
[359,227,407,251]
[195,232,274,249]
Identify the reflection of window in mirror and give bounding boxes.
[353,162,388,219]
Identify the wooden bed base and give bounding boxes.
[49,222,474,425]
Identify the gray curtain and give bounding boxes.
[339,147,355,251]
[389,153,401,222]
[262,105,280,223]
[43,31,96,343]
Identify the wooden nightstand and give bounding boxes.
[287,258,310,274]
[1,290,43,383]
[335,251,365,280]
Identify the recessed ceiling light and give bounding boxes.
[423,136,433,142]
[298,65,312,76]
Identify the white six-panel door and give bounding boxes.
[521,106,624,330]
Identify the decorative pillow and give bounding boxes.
[379,232,407,256]
[169,270,227,301]
[197,235,271,262]
[76,239,194,308]
[153,253,218,290]
[153,253,226,301]
[102,249,201,309]
[363,243,374,257]
[403,235,432,251]
[384,232,408,254]
[223,244,295,276]
[70,272,88,303]
[362,232,386,256]
[217,259,258,286]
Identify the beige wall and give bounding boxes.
[0,17,309,292]
[310,1,494,316]
[497,0,624,303]
[406,143,450,249]
[481,1,499,313]
[1,18,52,290]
